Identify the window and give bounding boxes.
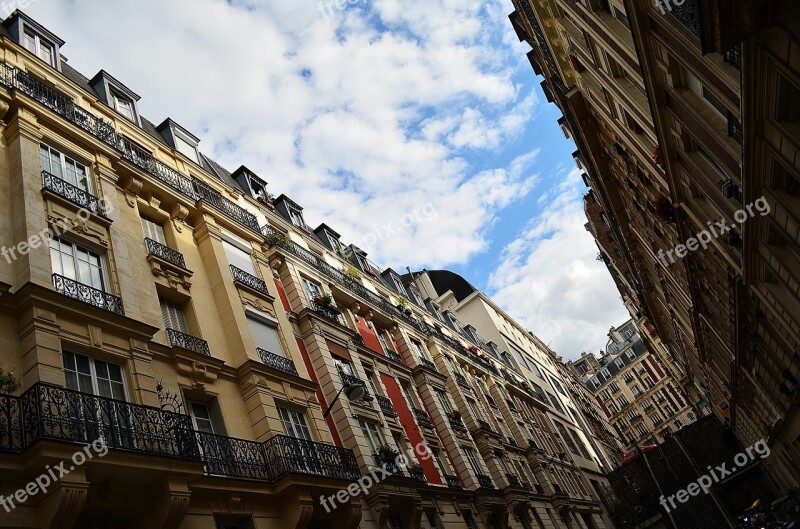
[278,407,313,440]
[287,206,306,228]
[376,327,394,353]
[508,343,531,371]
[40,143,91,193]
[334,357,354,376]
[302,278,323,303]
[111,90,135,121]
[23,29,55,66]
[387,515,406,529]
[189,401,215,433]
[63,351,125,400]
[409,339,428,360]
[436,390,453,413]
[463,447,484,476]
[222,239,255,275]
[358,419,385,453]
[174,132,199,163]
[141,217,167,246]
[618,395,629,406]
[160,297,188,333]
[50,237,107,291]
[466,398,485,421]
[247,314,284,357]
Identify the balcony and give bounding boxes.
[312,301,343,325]
[0,383,200,459]
[448,415,467,432]
[727,110,743,144]
[444,474,462,489]
[229,265,269,296]
[476,474,495,489]
[263,434,360,481]
[119,137,197,200]
[408,466,427,483]
[166,328,210,356]
[506,474,521,488]
[52,274,124,315]
[372,454,405,476]
[258,348,298,377]
[418,358,438,373]
[477,419,494,433]
[386,351,405,365]
[412,407,433,429]
[352,333,366,347]
[197,431,270,480]
[42,171,108,219]
[376,395,397,417]
[145,238,187,269]
[194,180,260,233]
[454,372,468,386]
[669,0,701,38]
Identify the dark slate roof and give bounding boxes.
[424,269,478,302]
[588,337,648,389]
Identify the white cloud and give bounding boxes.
[488,169,630,360]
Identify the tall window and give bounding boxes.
[334,357,354,376]
[409,339,428,360]
[247,315,284,357]
[463,447,484,476]
[358,419,385,453]
[222,239,255,275]
[23,30,55,66]
[50,236,106,291]
[160,297,188,333]
[40,143,90,192]
[63,351,125,400]
[141,217,167,246]
[302,278,323,303]
[466,398,485,421]
[287,206,306,228]
[436,390,453,413]
[278,407,313,440]
[189,402,215,433]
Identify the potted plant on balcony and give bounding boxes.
[315,293,333,306]
[268,231,292,247]
[377,445,400,463]
[257,192,275,209]
[345,265,361,281]
[0,368,21,395]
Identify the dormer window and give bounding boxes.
[89,70,141,126]
[23,29,54,66]
[173,131,199,163]
[111,90,135,121]
[156,119,201,164]
[288,205,305,228]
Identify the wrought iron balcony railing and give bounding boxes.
[194,180,260,233]
[724,45,741,70]
[229,265,269,295]
[418,358,438,372]
[352,333,366,347]
[145,238,186,269]
[444,474,462,489]
[477,419,494,432]
[197,431,270,480]
[386,351,404,365]
[506,474,521,488]
[408,466,427,483]
[258,348,298,376]
[42,171,108,218]
[52,274,124,315]
[376,395,397,417]
[312,301,343,325]
[448,415,467,432]
[167,328,210,356]
[727,110,743,144]
[476,474,495,489]
[0,383,200,459]
[454,372,468,386]
[119,136,198,200]
[372,454,404,476]
[412,407,433,428]
[264,434,360,481]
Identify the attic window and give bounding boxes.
[23,29,55,66]
[174,131,199,163]
[287,205,306,228]
[111,90,135,121]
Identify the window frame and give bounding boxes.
[63,351,127,401]
[50,236,109,292]
[23,28,56,66]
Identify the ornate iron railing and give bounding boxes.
[119,137,198,199]
[229,265,269,295]
[145,238,186,269]
[312,301,343,325]
[196,431,270,480]
[477,419,494,432]
[412,407,433,428]
[418,358,438,372]
[444,474,462,489]
[386,351,405,365]
[19,383,199,459]
[727,110,743,144]
[166,328,210,356]
[352,333,366,347]
[0,393,22,452]
[376,395,397,417]
[408,466,426,483]
[454,372,468,386]
[42,171,108,218]
[476,474,495,489]
[264,434,360,481]
[372,453,405,476]
[257,348,298,376]
[195,180,260,233]
[449,415,467,432]
[52,274,124,315]
[506,474,521,487]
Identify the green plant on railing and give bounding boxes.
[345,265,361,281]
[315,293,333,305]
[377,445,400,463]
[396,297,408,311]
[0,368,21,394]
[268,231,292,247]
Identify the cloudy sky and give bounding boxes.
[23,0,628,358]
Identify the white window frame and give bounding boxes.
[23,29,55,66]
[111,89,135,121]
[63,351,127,400]
[189,401,215,434]
[141,217,167,246]
[40,143,92,193]
[287,205,306,228]
[50,236,109,292]
[173,130,200,164]
[302,278,323,304]
[278,406,313,440]
[358,419,385,453]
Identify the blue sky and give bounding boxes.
[21,0,629,358]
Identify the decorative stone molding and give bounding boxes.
[170,203,190,233]
[145,478,191,529]
[122,176,143,208]
[36,474,90,529]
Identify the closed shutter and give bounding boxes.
[141,217,166,245]
[160,298,188,333]
[207,399,228,436]
[223,240,255,275]
[246,315,284,357]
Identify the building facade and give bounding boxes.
[0,11,617,529]
[508,0,800,492]
[570,320,699,453]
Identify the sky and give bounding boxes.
[21,0,629,359]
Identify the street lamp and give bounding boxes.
[322,382,367,419]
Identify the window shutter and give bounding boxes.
[207,399,228,436]
[160,298,188,333]
[141,217,166,245]
[247,316,284,357]
[223,240,255,275]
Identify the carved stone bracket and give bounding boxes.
[145,477,191,529]
[36,472,90,529]
[170,204,190,233]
